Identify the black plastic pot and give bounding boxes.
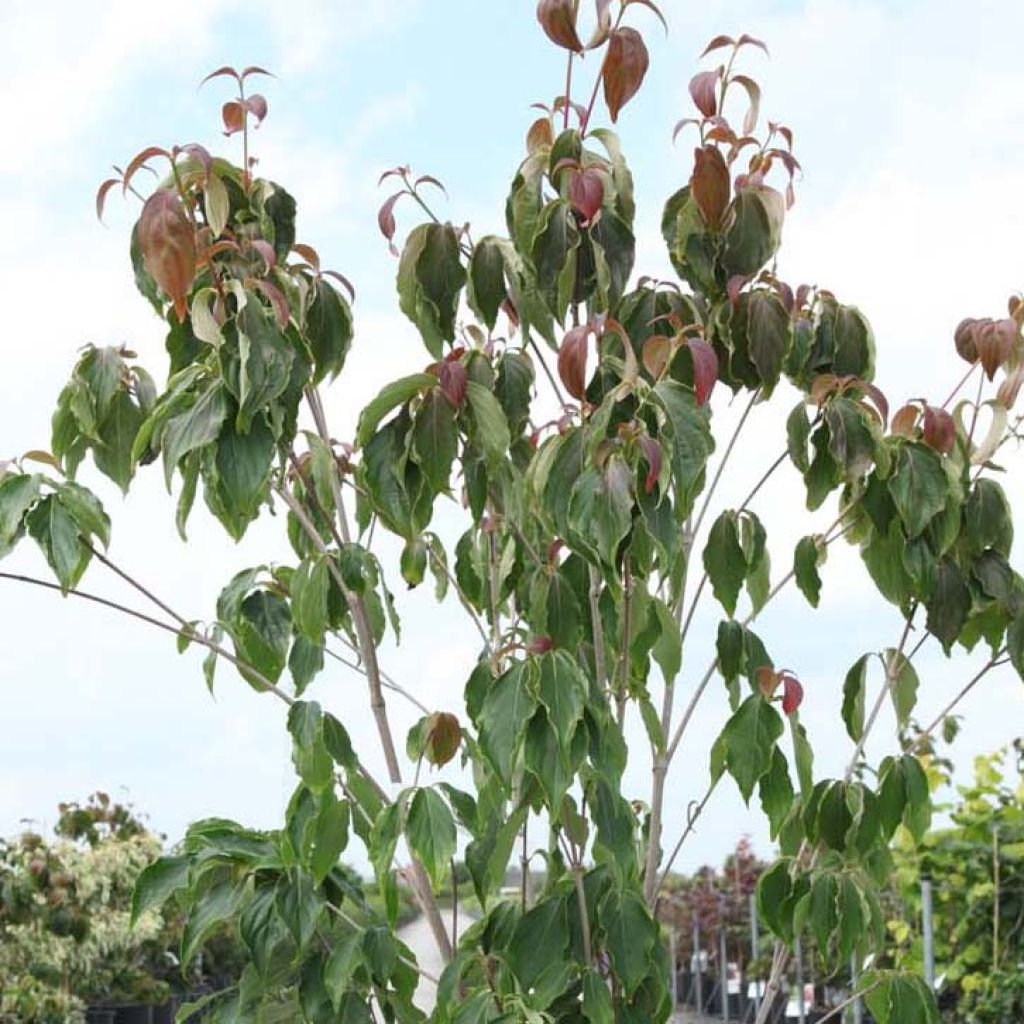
[152,1003,176,1024]
[85,1011,117,1024]
[112,1007,154,1024]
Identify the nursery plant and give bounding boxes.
[2,3,1023,1021]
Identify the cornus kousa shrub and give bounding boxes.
[3,4,1024,1022]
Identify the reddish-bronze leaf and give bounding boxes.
[527,116,554,154]
[691,145,730,229]
[137,190,197,324]
[415,174,448,196]
[639,436,662,494]
[642,335,671,379]
[954,317,980,364]
[686,338,718,406]
[737,33,769,56]
[438,360,468,408]
[862,383,889,427]
[700,34,735,57]
[95,178,120,222]
[689,69,719,118]
[997,365,1024,410]
[536,0,584,51]
[625,0,668,34]
[922,404,955,455]
[602,28,650,123]
[240,65,273,81]
[122,146,170,195]
[890,404,920,438]
[423,712,462,767]
[251,279,290,329]
[222,101,245,136]
[250,239,276,272]
[244,94,268,125]
[976,318,1015,380]
[781,674,803,716]
[291,242,321,271]
[378,191,404,255]
[323,270,356,303]
[558,326,590,400]
[200,66,242,88]
[756,665,778,697]
[569,167,605,224]
[586,0,613,49]
[528,635,555,655]
[672,117,701,143]
[731,73,761,136]
[727,275,746,307]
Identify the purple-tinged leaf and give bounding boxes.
[323,271,356,304]
[251,279,289,329]
[603,27,650,122]
[438,360,468,408]
[691,145,730,229]
[200,66,242,88]
[976,319,1015,380]
[291,243,321,272]
[249,239,276,272]
[639,437,662,494]
[781,674,803,716]
[730,74,761,136]
[378,191,405,255]
[890,404,919,438]
[221,101,245,136]
[737,33,770,56]
[586,0,613,49]
[558,326,590,400]
[569,167,605,224]
[137,190,197,323]
[240,65,273,81]
[95,178,120,222]
[626,0,668,34]
[862,383,889,427]
[997,365,1024,410]
[686,339,718,406]
[700,34,735,57]
[415,174,448,196]
[727,275,746,307]
[689,69,720,118]
[378,165,411,186]
[179,143,213,177]
[922,404,955,455]
[122,146,170,195]
[244,94,268,125]
[536,0,584,52]
[672,117,701,143]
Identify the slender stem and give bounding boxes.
[529,337,566,407]
[813,985,880,1024]
[581,8,626,134]
[487,521,503,673]
[327,903,440,984]
[324,646,430,715]
[967,367,986,447]
[655,781,719,900]
[915,651,1004,744]
[428,546,491,652]
[940,360,980,410]
[688,389,760,559]
[87,544,190,629]
[563,52,575,131]
[617,557,633,724]
[573,866,594,965]
[589,565,609,692]
[0,571,292,704]
[278,484,403,784]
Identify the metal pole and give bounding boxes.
[795,935,806,1024]
[749,892,761,1017]
[670,925,679,1008]
[921,877,935,991]
[721,926,730,1023]
[849,953,863,1024]
[694,919,703,1016]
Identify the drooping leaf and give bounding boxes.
[602,28,650,123]
[406,787,457,890]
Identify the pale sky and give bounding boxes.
[2,0,1023,874]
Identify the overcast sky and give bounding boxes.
[2,0,1022,875]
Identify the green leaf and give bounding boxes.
[704,511,746,616]
[925,559,970,653]
[888,443,948,539]
[307,278,353,383]
[324,932,364,1011]
[182,877,247,965]
[291,557,331,644]
[54,481,110,548]
[507,895,569,992]
[131,855,190,925]
[0,472,41,549]
[756,859,793,940]
[651,597,682,685]
[398,223,467,358]
[885,647,920,729]
[745,290,790,392]
[412,387,458,493]
[311,791,349,883]
[234,296,295,431]
[1007,609,1024,681]
[275,868,322,953]
[717,620,745,706]
[465,381,511,470]
[842,654,870,743]
[718,695,784,802]
[582,967,614,1024]
[25,494,89,593]
[537,651,586,757]
[466,236,507,330]
[794,535,824,608]
[477,661,536,784]
[786,402,811,473]
[288,701,334,793]
[210,412,275,539]
[722,186,783,278]
[162,382,228,487]
[95,390,144,492]
[235,590,292,685]
[542,568,583,651]
[759,747,794,840]
[356,374,435,449]
[601,889,657,995]
[406,787,456,891]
